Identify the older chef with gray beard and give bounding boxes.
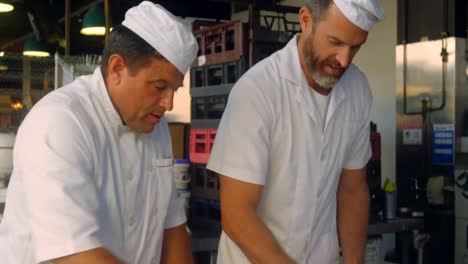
[207,0,384,263]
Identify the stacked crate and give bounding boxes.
[189,21,248,210]
[368,122,383,223]
[188,13,299,223]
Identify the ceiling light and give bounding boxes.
[23,36,50,57]
[81,5,107,36]
[0,0,14,13]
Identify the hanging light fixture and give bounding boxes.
[80,5,107,36]
[0,0,14,13]
[23,36,50,57]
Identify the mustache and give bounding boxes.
[325,58,342,69]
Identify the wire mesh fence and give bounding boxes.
[54,53,101,89]
[0,52,100,131]
[0,53,54,92]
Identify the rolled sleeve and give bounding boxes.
[14,105,103,262]
[207,77,273,185]
[164,187,186,229]
[343,89,373,170]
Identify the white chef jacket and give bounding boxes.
[207,35,372,263]
[0,67,185,264]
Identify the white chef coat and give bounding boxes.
[0,67,185,264]
[207,35,372,263]
[310,88,331,131]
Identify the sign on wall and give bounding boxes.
[433,123,454,165]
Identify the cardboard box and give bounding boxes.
[168,122,189,159]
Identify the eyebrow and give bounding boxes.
[148,79,166,85]
[328,35,364,48]
[148,79,184,89]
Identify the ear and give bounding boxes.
[299,7,313,33]
[107,54,126,85]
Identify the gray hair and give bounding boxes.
[304,0,334,22]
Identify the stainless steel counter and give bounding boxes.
[368,217,424,236]
[190,217,425,253]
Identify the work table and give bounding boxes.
[190,217,425,253]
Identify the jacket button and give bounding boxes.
[129,216,135,226]
[320,152,325,161]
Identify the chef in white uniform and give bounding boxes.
[0,2,198,263]
[207,0,384,263]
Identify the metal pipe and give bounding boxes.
[54,52,59,90]
[421,98,433,182]
[65,0,71,56]
[248,3,255,68]
[402,0,447,115]
[104,0,110,46]
[429,0,449,111]
[430,33,448,112]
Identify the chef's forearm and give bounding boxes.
[222,208,295,264]
[51,247,125,264]
[161,224,193,264]
[337,179,369,264]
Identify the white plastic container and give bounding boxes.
[177,189,191,218]
[174,159,190,190]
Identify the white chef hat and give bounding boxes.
[122,1,198,74]
[333,0,384,31]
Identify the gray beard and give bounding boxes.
[305,55,339,89]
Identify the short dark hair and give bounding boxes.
[101,25,167,77]
[304,0,334,22]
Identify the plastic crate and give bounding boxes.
[192,20,247,67]
[190,119,220,129]
[190,59,247,89]
[370,132,381,161]
[189,129,217,164]
[249,40,286,67]
[190,163,220,200]
[191,94,228,120]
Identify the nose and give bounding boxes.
[336,46,352,69]
[160,89,174,111]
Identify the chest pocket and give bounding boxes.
[154,158,173,168]
[151,158,174,214]
[341,100,365,140]
[153,158,174,186]
[330,113,363,165]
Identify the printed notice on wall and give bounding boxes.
[433,123,454,165]
[403,126,422,145]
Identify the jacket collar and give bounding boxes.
[279,34,309,88]
[92,67,129,131]
[280,34,347,129]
